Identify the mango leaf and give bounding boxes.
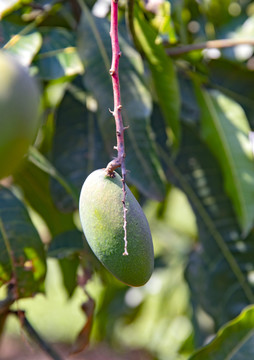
[195,86,254,235]
[208,59,254,128]
[50,84,107,212]
[134,4,180,144]
[190,305,254,360]
[4,32,42,66]
[48,230,85,259]
[152,119,254,329]
[14,159,75,237]
[77,5,165,201]
[34,28,83,80]
[48,229,84,297]
[59,258,80,298]
[0,0,26,18]
[28,146,79,206]
[0,187,46,298]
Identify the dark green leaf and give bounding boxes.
[28,146,79,206]
[59,257,80,298]
[48,230,84,259]
[154,124,254,329]
[14,159,75,237]
[190,305,254,360]
[77,6,166,201]
[0,187,46,298]
[34,28,83,80]
[50,85,107,212]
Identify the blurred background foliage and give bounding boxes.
[1,0,254,359]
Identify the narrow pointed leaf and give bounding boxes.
[152,118,254,328]
[190,305,254,360]
[134,4,180,144]
[0,187,46,298]
[195,86,254,234]
[14,159,75,237]
[77,6,165,200]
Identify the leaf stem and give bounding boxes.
[166,38,254,56]
[105,0,128,256]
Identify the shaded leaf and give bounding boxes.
[134,4,180,144]
[59,258,79,298]
[77,6,165,201]
[190,305,254,360]
[48,230,84,259]
[28,146,79,206]
[14,159,75,237]
[34,28,83,80]
[50,85,107,212]
[195,86,254,234]
[153,122,254,329]
[0,187,46,298]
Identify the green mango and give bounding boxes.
[0,51,40,179]
[79,169,154,286]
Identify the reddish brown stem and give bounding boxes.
[105,0,128,256]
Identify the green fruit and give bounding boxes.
[0,51,40,179]
[79,169,154,286]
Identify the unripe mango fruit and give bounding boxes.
[79,169,154,286]
[0,51,40,179]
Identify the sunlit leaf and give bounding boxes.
[0,187,46,298]
[134,4,180,145]
[195,86,254,234]
[4,32,42,66]
[190,305,254,359]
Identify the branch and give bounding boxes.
[11,310,64,360]
[105,0,128,256]
[166,38,254,56]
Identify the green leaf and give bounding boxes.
[77,6,165,201]
[28,146,79,206]
[13,159,75,237]
[59,258,80,298]
[195,86,254,234]
[50,83,108,212]
[190,305,254,359]
[153,121,254,328]
[208,59,254,128]
[4,32,42,66]
[48,230,88,297]
[48,230,84,259]
[0,0,26,18]
[0,187,46,298]
[134,4,180,145]
[34,28,83,80]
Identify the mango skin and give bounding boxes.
[0,51,40,179]
[79,169,154,286]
